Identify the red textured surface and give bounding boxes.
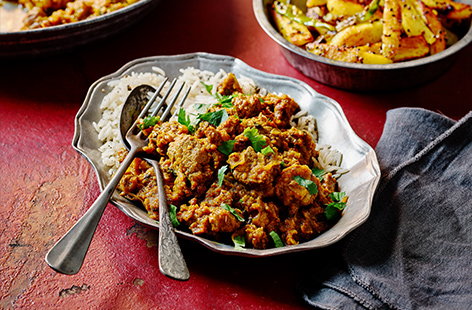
[0,1,471,309]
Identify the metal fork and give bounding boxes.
[45,78,190,278]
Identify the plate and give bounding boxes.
[73,52,381,257]
[0,0,158,58]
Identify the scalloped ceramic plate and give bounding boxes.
[73,52,380,257]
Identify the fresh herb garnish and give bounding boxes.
[293,175,318,195]
[177,108,196,133]
[311,168,326,179]
[324,192,347,221]
[243,127,267,152]
[218,140,236,156]
[269,231,284,248]
[169,204,180,227]
[217,165,228,186]
[202,82,214,94]
[198,109,228,127]
[221,203,245,222]
[201,82,235,108]
[232,235,246,249]
[138,115,160,130]
[261,145,274,156]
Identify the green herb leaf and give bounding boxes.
[169,204,180,227]
[232,235,246,249]
[324,192,347,221]
[215,93,235,108]
[217,165,228,186]
[201,82,213,95]
[269,231,284,248]
[243,127,267,152]
[221,203,245,222]
[138,115,160,130]
[218,140,236,156]
[330,191,346,202]
[311,168,326,179]
[261,145,274,156]
[177,108,196,133]
[201,82,234,108]
[198,109,228,127]
[293,175,318,195]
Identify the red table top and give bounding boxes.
[1,1,471,309]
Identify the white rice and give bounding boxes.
[93,67,347,178]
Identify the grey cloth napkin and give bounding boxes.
[301,108,472,310]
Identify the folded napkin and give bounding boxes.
[301,108,472,310]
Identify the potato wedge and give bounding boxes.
[307,0,328,7]
[326,0,365,16]
[307,42,392,63]
[393,36,430,61]
[307,43,362,62]
[360,51,394,64]
[419,1,446,54]
[330,21,383,46]
[382,0,402,58]
[401,0,436,44]
[446,1,472,20]
[271,8,314,46]
[420,0,451,10]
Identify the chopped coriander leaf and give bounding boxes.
[177,108,196,133]
[138,115,160,130]
[261,145,274,156]
[269,231,284,248]
[280,161,286,169]
[330,191,346,202]
[293,175,318,195]
[218,140,236,155]
[258,97,265,103]
[217,165,228,186]
[232,235,246,249]
[198,109,228,127]
[215,93,235,108]
[324,205,340,221]
[324,192,347,221]
[169,204,180,227]
[201,81,235,108]
[201,82,213,94]
[243,127,267,152]
[311,168,326,179]
[221,203,245,222]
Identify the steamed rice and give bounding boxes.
[93,67,347,178]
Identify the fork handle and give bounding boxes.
[149,159,190,281]
[45,147,138,275]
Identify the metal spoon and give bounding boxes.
[120,84,190,281]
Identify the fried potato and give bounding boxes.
[446,1,472,20]
[392,36,430,61]
[307,0,328,7]
[382,0,402,58]
[326,0,365,16]
[401,0,437,44]
[271,9,314,46]
[330,21,383,46]
[307,42,392,63]
[419,1,446,54]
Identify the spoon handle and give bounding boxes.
[150,159,190,281]
[45,147,138,275]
